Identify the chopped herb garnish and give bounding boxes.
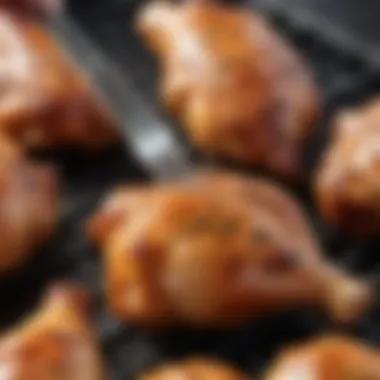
[51,363,68,378]
[266,252,299,273]
[219,219,239,234]
[186,217,213,233]
[252,230,269,244]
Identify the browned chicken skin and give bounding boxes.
[0,134,58,273]
[0,0,62,15]
[0,283,105,380]
[140,358,247,380]
[88,171,372,328]
[0,6,120,151]
[315,98,380,236]
[136,0,320,181]
[265,335,380,380]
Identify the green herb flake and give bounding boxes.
[252,230,270,245]
[186,217,213,234]
[219,219,239,234]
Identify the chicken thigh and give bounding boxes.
[315,98,380,236]
[0,283,105,380]
[265,335,380,380]
[88,171,372,328]
[136,0,320,181]
[0,6,120,151]
[140,358,247,380]
[0,134,58,273]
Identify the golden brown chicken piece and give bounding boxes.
[0,134,58,273]
[140,358,247,380]
[0,0,62,15]
[315,98,380,236]
[0,6,120,151]
[0,283,105,380]
[136,0,320,181]
[88,171,372,328]
[265,335,380,380]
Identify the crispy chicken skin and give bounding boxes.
[88,171,372,328]
[0,134,58,273]
[0,7,120,151]
[0,283,105,380]
[265,335,380,380]
[315,98,380,236]
[140,358,247,380]
[136,0,320,181]
[0,0,62,15]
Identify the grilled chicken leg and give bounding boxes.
[136,0,320,181]
[88,171,371,328]
[0,134,58,273]
[140,359,247,380]
[0,6,120,151]
[0,283,105,380]
[265,335,380,380]
[315,98,380,236]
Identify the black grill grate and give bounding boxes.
[4,1,380,380]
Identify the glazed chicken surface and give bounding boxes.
[315,98,380,236]
[0,134,58,273]
[0,283,105,380]
[0,6,120,151]
[88,171,372,328]
[265,335,380,380]
[0,0,62,15]
[136,0,320,181]
[140,358,247,380]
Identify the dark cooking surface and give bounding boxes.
[68,0,380,67]
[3,1,380,380]
[252,0,380,67]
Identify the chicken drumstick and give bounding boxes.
[137,0,320,181]
[0,6,120,151]
[140,358,247,380]
[0,283,105,380]
[316,98,380,236]
[88,171,372,328]
[265,335,380,380]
